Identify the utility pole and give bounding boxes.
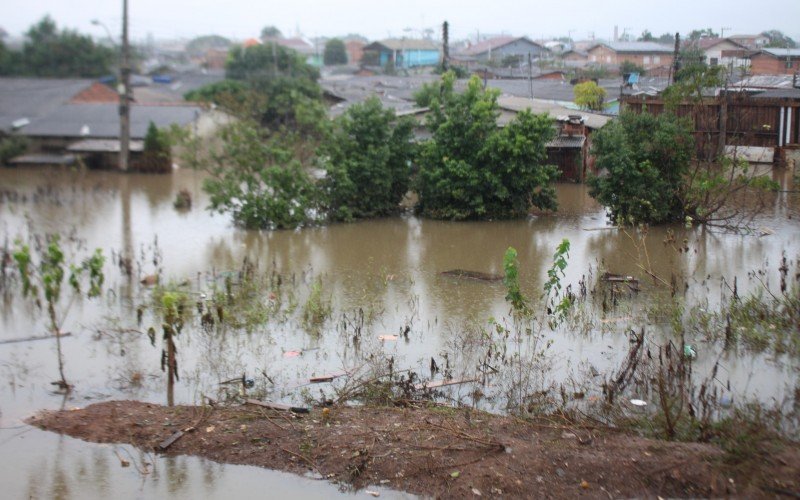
[119,0,131,171]
[442,21,449,72]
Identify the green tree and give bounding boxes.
[198,120,318,229]
[687,28,718,41]
[320,98,415,221]
[13,235,104,390]
[323,38,348,65]
[573,80,607,111]
[224,43,325,132]
[415,73,559,220]
[260,26,282,39]
[185,34,231,56]
[17,16,114,77]
[587,111,695,224]
[761,30,797,48]
[638,30,655,42]
[620,60,646,76]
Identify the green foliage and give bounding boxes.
[573,81,607,111]
[260,26,282,39]
[543,239,571,327]
[323,38,348,65]
[502,247,530,316]
[761,30,797,48]
[184,79,250,106]
[185,34,231,55]
[415,73,559,220]
[320,98,415,221]
[5,16,115,77]
[412,80,443,107]
[638,30,655,42]
[200,120,318,229]
[144,122,170,155]
[223,43,325,132]
[0,135,28,164]
[302,277,332,331]
[587,111,695,224]
[687,28,718,41]
[433,63,468,78]
[12,235,104,389]
[619,60,646,76]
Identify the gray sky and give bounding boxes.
[2,0,799,43]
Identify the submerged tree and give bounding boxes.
[320,98,415,221]
[415,72,559,220]
[573,81,607,111]
[323,38,348,65]
[588,111,694,225]
[13,236,104,390]
[195,119,318,229]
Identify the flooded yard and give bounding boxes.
[1,165,798,498]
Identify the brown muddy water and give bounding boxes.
[0,165,798,499]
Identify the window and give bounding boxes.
[787,60,795,69]
[643,56,651,64]
[590,55,596,62]
[654,56,661,64]
[710,57,719,66]
[606,55,611,63]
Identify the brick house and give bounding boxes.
[750,48,800,75]
[587,41,674,70]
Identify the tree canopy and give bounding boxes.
[1,16,115,77]
[761,30,797,48]
[573,81,607,111]
[415,72,559,220]
[323,38,348,66]
[260,26,282,39]
[588,111,695,225]
[320,98,415,220]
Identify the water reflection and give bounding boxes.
[0,165,798,498]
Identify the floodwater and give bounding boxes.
[0,165,798,498]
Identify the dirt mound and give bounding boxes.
[27,400,797,498]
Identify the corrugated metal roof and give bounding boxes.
[760,48,800,58]
[590,41,673,54]
[461,36,545,56]
[365,39,439,52]
[0,77,93,133]
[547,135,586,148]
[497,96,611,129]
[751,88,800,99]
[22,103,202,139]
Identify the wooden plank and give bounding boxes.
[245,399,309,414]
[158,430,184,451]
[309,371,348,383]
[415,378,478,391]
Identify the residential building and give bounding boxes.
[362,39,440,68]
[345,40,365,65]
[460,36,549,65]
[561,49,589,67]
[587,41,674,69]
[750,48,800,75]
[728,34,769,50]
[689,38,750,69]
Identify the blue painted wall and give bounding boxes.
[378,49,440,68]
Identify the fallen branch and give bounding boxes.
[0,332,72,345]
[245,399,309,414]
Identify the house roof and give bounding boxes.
[21,103,202,140]
[0,77,94,133]
[497,95,611,129]
[69,82,120,103]
[731,74,797,89]
[273,37,316,55]
[691,37,748,51]
[461,36,545,56]
[758,48,800,58]
[364,39,439,52]
[589,41,673,54]
[547,135,586,148]
[751,88,800,100]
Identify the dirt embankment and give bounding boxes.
[28,401,798,498]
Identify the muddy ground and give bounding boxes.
[28,400,799,498]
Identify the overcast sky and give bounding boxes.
[2,0,799,43]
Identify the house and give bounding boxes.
[587,41,674,70]
[264,37,321,66]
[728,34,769,50]
[0,77,209,170]
[750,48,800,75]
[689,38,750,69]
[345,40,365,65]
[362,39,440,69]
[460,36,549,65]
[561,49,589,67]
